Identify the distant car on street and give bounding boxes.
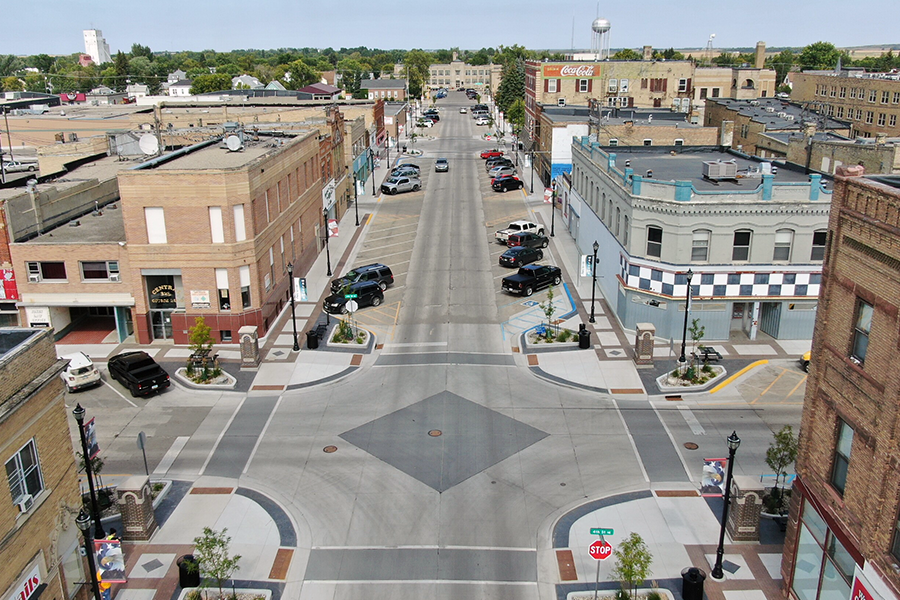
[480,149,503,159]
[435,158,449,172]
[2,161,37,173]
[459,107,468,114]
[507,231,549,249]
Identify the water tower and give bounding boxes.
[591,18,611,60]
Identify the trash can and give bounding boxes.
[177,555,200,588]
[402,145,407,153]
[578,324,591,349]
[681,566,706,600]
[306,329,319,350]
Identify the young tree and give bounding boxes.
[539,286,556,340]
[189,317,214,354]
[688,318,706,370]
[765,425,799,511]
[609,532,653,599]
[193,527,241,599]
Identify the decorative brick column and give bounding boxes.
[116,475,158,541]
[726,475,764,542]
[240,325,260,370]
[634,323,655,366]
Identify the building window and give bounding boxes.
[699,88,708,99]
[732,230,752,261]
[646,226,663,257]
[773,229,793,261]
[839,87,846,98]
[674,139,684,146]
[678,78,689,92]
[711,88,720,97]
[5,439,44,505]
[811,230,827,261]
[893,91,900,104]
[836,106,844,119]
[27,261,67,282]
[740,124,750,138]
[850,300,873,366]
[221,330,232,342]
[239,265,251,309]
[878,113,886,126]
[608,79,618,93]
[547,79,558,93]
[209,207,224,243]
[216,268,230,310]
[578,79,589,93]
[81,261,120,281]
[643,139,652,146]
[856,109,863,120]
[615,208,621,236]
[620,79,629,92]
[891,115,897,127]
[829,86,836,97]
[849,87,857,99]
[869,90,877,102]
[623,216,629,246]
[792,501,854,600]
[831,420,854,494]
[691,230,710,262]
[608,138,618,146]
[145,207,167,244]
[882,91,890,104]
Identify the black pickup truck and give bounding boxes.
[501,264,562,296]
[107,351,171,397]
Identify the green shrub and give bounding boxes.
[615,588,631,600]
[647,591,662,600]
[557,329,572,342]
[186,591,202,600]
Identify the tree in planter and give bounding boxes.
[539,286,556,341]
[765,425,798,513]
[187,316,218,382]
[609,532,653,599]
[688,317,706,374]
[193,527,241,599]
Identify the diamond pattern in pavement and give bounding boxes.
[340,391,548,492]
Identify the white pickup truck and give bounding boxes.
[495,220,544,244]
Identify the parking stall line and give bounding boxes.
[787,374,807,399]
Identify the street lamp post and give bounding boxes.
[678,269,694,367]
[370,149,376,195]
[353,175,360,227]
[589,241,599,323]
[287,263,299,351]
[530,149,534,192]
[72,404,104,539]
[76,510,103,600]
[711,431,741,580]
[323,209,332,277]
[550,181,557,237]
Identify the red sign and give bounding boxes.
[851,575,875,600]
[589,540,613,560]
[543,64,598,78]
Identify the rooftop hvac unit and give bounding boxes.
[765,106,775,113]
[750,100,760,106]
[777,112,787,118]
[785,115,795,121]
[702,160,738,180]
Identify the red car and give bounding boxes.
[480,149,503,159]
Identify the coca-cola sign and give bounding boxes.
[543,64,598,78]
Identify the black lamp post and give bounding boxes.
[323,209,332,277]
[287,263,299,351]
[550,181,556,237]
[711,431,741,580]
[72,404,104,539]
[370,149,376,195]
[589,240,599,323]
[76,509,103,600]
[678,269,694,367]
[353,175,360,227]
[530,149,534,192]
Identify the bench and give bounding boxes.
[691,346,722,362]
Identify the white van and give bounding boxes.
[59,352,101,392]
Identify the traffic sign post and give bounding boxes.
[589,540,612,560]
[591,528,614,537]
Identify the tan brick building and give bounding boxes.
[0,328,86,600]
[116,130,326,344]
[791,70,900,139]
[781,169,900,600]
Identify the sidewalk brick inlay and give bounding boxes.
[527,355,539,366]
[190,487,234,495]
[655,490,700,497]
[252,385,285,391]
[610,388,644,395]
[351,354,362,366]
[268,548,293,580]
[556,549,578,581]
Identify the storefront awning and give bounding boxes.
[18,293,135,307]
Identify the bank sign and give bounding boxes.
[543,64,600,79]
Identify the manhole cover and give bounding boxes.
[323,445,338,453]
[684,442,699,450]
[428,429,442,437]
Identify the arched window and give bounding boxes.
[773,229,794,262]
[601,193,606,220]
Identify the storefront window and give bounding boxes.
[793,524,824,600]
[792,499,857,600]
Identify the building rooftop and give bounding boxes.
[0,329,39,361]
[541,105,591,123]
[383,103,406,117]
[868,175,900,189]
[708,97,848,130]
[21,202,125,244]
[362,79,407,89]
[606,147,821,190]
[153,132,310,171]
[0,155,135,202]
[762,131,851,144]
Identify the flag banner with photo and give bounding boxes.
[328,218,339,238]
[94,539,126,583]
[84,417,100,459]
[544,188,553,203]
[700,458,728,496]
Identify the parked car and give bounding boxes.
[2,161,37,173]
[107,351,170,397]
[489,166,516,180]
[799,351,811,372]
[435,158,449,172]
[59,352,102,392]
[495,220,544,244]
[492,176,524,193]
[473,104,488,112]
[499,246,544,268]
[475,116,491,126]
[459,107,468,114]
[501,264,562,296]
[480,149,503,159]
[486,156,513,170]
[423,110,440,121]
[381,175,421,195]
[417,119,434,128]
[507,231,549,249]
[391,166,420,178]
[324,281,384,314]
[395,163,420,172]
[331,263,394,293]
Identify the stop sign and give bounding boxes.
[589,540,613,560]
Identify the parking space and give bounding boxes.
[735,360,808,405]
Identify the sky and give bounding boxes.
[2,0,898,57]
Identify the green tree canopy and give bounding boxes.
[404,49,433,99]
[131,43,153,61]
[612,48,642,61]
[506,98,526,135]
[30,54,55,73]
[766,49,795,84]
[190,73,232,95]
[495,59,525,114]
[0,55,23,77]
[799,41,841,70]
[337,57,365,94]
[1,76,23,92]
[23,73,47,93]
[287,59,321,89]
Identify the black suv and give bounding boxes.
[331,263,394,293]
[507,232,549,249]
[324,281,384,314]
[422,110,440,121]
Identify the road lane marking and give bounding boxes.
[709,360,769,394]
[244,394,284,474]
[153,436,189,475]
[787,375,807,399]
[653,403,694,480]
[199,396,246,476]
[677,405,706,435]
[612,399,650,483]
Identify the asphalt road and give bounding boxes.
[70,91,804,600]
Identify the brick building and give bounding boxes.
[0,328,85,600]
[757,129,900,175]
[791,70,900,139]
[781,170,900,600]
[362,78,407,101]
